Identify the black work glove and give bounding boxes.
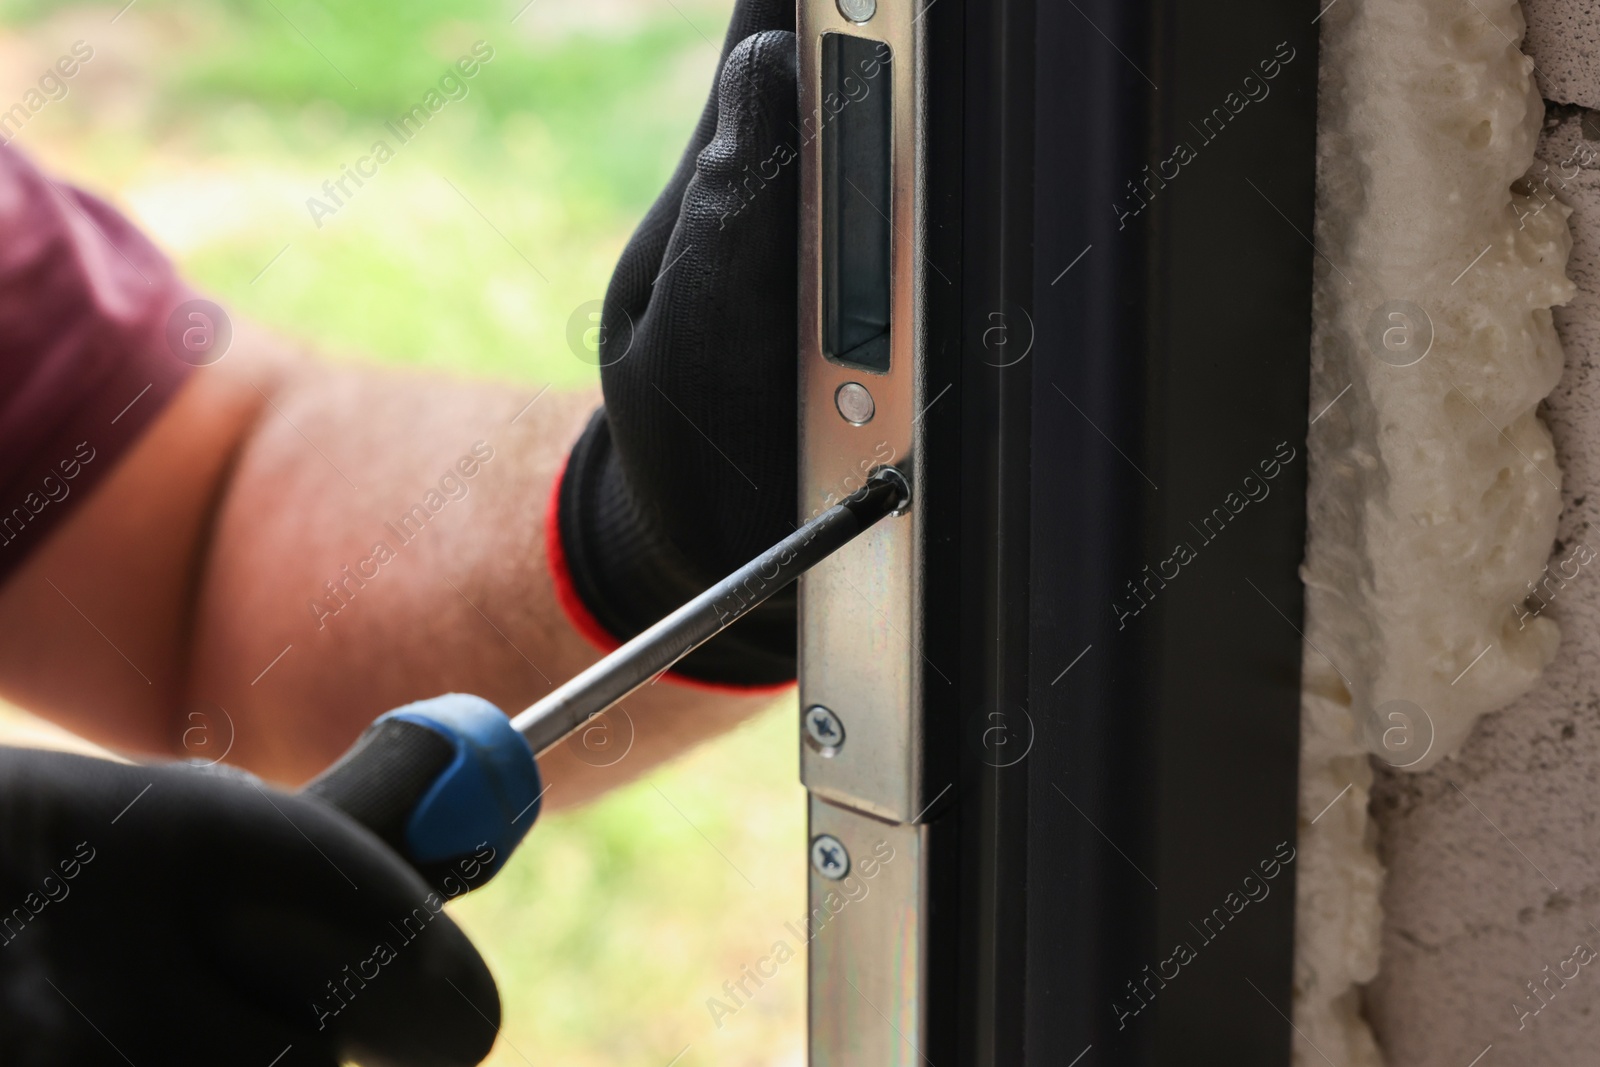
[0,747,498,1067]
[556,0,800,686]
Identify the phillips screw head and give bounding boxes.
[836,0,876,22]
[810,834,851,880]
[804,704,846,756]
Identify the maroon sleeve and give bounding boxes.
[0,143,196,586]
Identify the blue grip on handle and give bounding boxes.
[377,694,543,880]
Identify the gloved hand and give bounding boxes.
[0,746,499,1067]
[554,0,800,687]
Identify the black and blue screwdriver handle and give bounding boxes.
[301,470,908,891]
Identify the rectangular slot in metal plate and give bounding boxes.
[821,33,893,373]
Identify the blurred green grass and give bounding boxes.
[0,0,807,1063]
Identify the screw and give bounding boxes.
[836,0,876,22]
[810,834,851,879]
[835,381,875,424]
[804,704,846,755]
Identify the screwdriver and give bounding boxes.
[302,467,910,890]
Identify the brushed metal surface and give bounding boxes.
[797,0,928,825]
[807,796,930,1067]
[799,5,931,1063]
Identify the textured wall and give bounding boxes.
[1523,0,1600,110]
[1367,102,1600,1067]
[1294,0,1572,1060]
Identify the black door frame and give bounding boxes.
[919,1,1321,1061]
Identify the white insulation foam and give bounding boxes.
[1295,0,1573,1059]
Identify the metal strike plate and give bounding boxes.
[797,0,928,825]
[807,796,930,1066]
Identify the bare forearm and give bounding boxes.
[189,351,781,803]
[0,328,778,805]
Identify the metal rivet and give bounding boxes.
[835,381,875,425]
[836,0,876,22]
[810,833,851,879]
[804,704,846,755]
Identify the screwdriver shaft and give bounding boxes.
[511,470,908,756]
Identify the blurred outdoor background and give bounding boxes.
[0,0,807,1063]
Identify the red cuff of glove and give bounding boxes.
[543,452,794,697]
